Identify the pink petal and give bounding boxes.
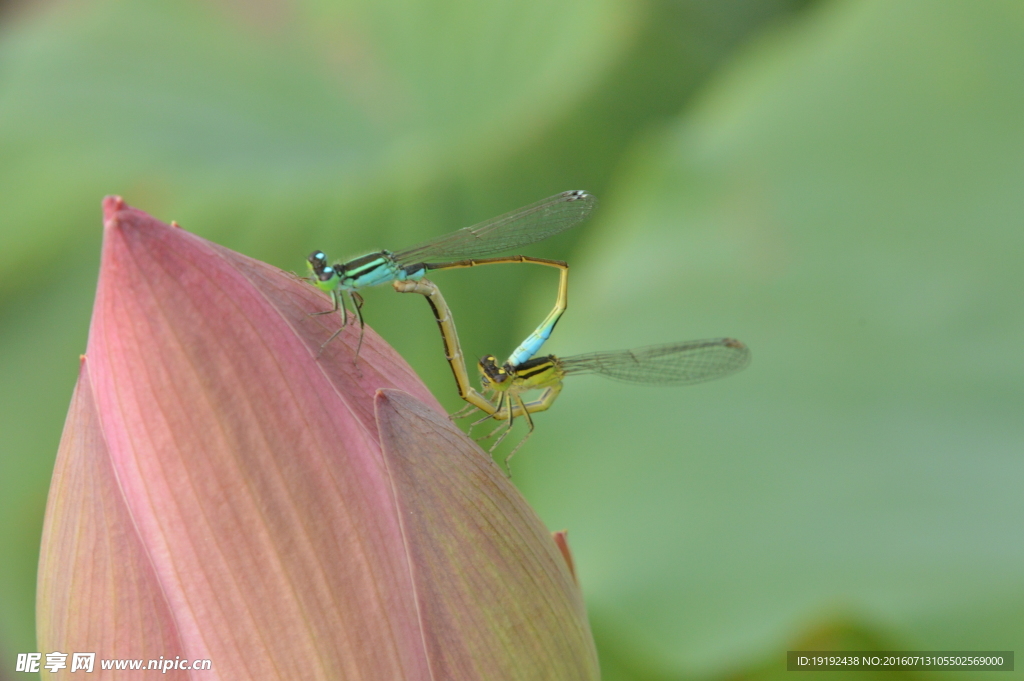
[40,198,435,679]
[37,358,188,673]
[376,390,599,680]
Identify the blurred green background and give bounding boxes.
[2,0,1022,679]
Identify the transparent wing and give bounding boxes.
[393,190,595,265]
[558,338,750,385]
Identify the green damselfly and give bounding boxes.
[308,190,594,354]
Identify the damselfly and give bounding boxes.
[394,278,750,470]
[308,190,594,354]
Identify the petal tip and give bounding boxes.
[102,195,125,224]
[552,530,578,585]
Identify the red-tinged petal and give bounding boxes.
[375,390,599,681]
[39,198,444,679]
[552,530,579,585]
[37,358,188,677]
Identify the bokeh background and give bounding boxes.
[2,0,1022,679]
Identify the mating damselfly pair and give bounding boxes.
[307,190,749,468]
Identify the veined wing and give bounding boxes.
[394,190,595,265]
[558,338,750,385]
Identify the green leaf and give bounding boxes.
[518,1,1024,677]
[0,0,633,284]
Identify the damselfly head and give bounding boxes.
[307,251,338,291]
[477,355,511,390]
